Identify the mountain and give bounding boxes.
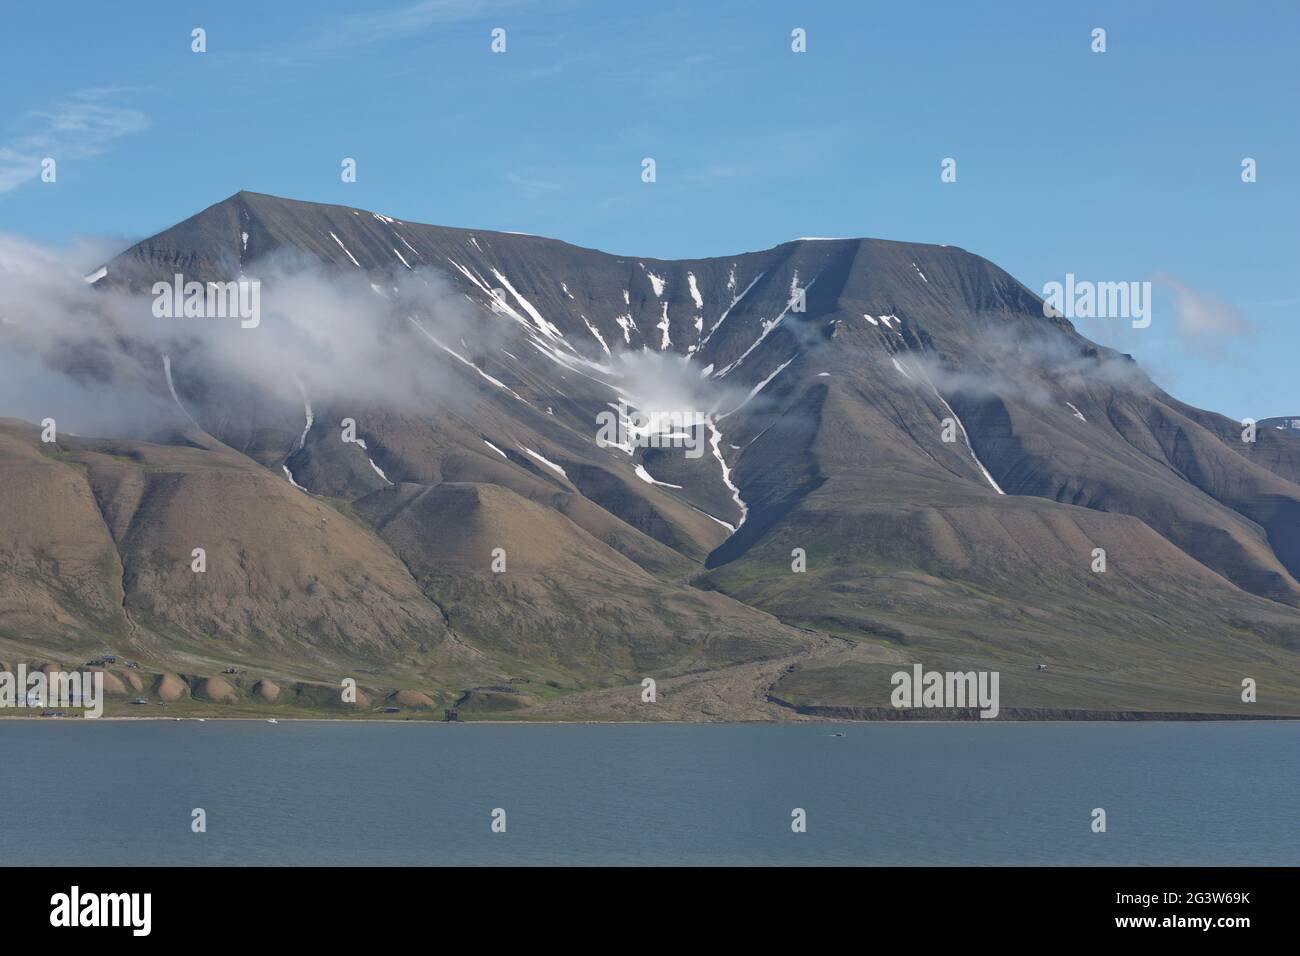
[3,190,1298,719]
[1262,416,1300,435]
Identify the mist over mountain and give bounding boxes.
[3,190,1298,718]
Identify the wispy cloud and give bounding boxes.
[504,170,565,195]
[1155,274,1258,358]
[683,164,753,185]
[0,88,149,195]
[301,0,527,55]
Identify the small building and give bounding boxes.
[444,708,461,722]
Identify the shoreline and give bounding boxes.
[2,714,1298,725]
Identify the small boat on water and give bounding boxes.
[266,718,278,724]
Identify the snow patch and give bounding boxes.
[687,272,704,309]
[490,268,564,339]
[367,457,393,484]
[328,232,361,267]
[634,463,683,488]
[643,266,666,297]
[582,315,610,354]
[522,447,567,479]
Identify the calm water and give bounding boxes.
[2,721,1295,866]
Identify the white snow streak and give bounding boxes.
[406,316,528,402]
[367,457,393,484]
[634,463,683,488]
[690,505,735,533]
[706,416,747,531]
[703,270,764,344]
[161,355,199,426]
[292,375,314,449]
[282,465,309,492]
[490,268,564,339]
[714,271,817,377]
[395,234,422,259]
[719,357,793,419]
[907,358,1004,495]
[522,447,567,479]
[583,315,611,354]
[329,232,361,267]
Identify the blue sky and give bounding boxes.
[1,0,1296,419]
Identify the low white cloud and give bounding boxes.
[0,234,497,439]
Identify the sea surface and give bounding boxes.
[2,720,1295,866]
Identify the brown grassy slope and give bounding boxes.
[353,480,814,683]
